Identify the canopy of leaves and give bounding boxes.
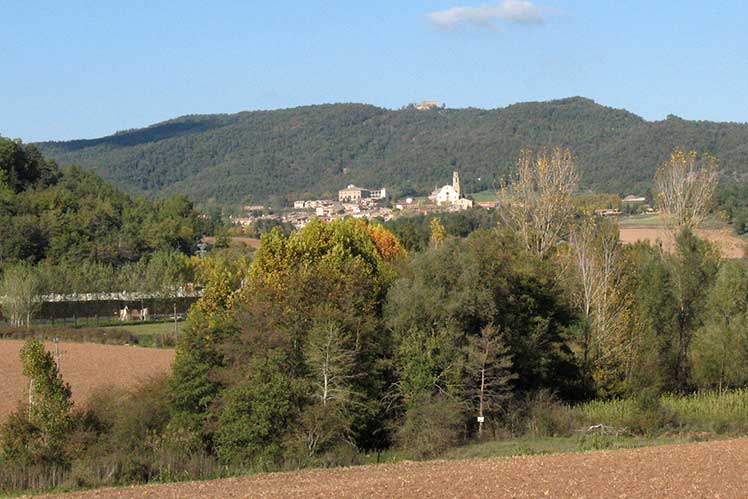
[0,137,208,267]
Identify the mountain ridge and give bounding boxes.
[35,97,748,204]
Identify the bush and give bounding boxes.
[0,326,138,345]
[214,357,305,469]
[397,395,464,459]
[524,391,575,438]
[624,391,678,435]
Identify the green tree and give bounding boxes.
[146,250,193,335]
[670,229,720,390]
[214,354,305,468]
[1,339,73,465]
[0,264,41,327]
[690,261,748,392]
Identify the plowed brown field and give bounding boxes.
[38,438,748,499]
[619,227,745,258]
[0,340,174,420]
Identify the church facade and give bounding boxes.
[430,171,473,209]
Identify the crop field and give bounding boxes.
[619,226,745,258]
[0,340,174,420]
[37,438,748,498]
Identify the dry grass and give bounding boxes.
[0,340,174,420]
[619,227,745,258]
[35,438,748,498]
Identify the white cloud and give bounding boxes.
[428,1,547,29]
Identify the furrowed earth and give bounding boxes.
[0,340,174,420]
[35,438,748,499]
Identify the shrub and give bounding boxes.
[0,326,138,345]
[525,391,575,438]
[397,395,464,459]
[214,356,306,469]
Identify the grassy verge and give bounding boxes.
[470,190,499,203]
[359,432,720,466]
[99,321,182,348]
[0,320,183,348]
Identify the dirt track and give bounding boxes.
[0,340,174,420]
[39,438,748,499]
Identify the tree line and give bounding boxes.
[4,145,748,492]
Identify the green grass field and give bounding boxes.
[618,214,665,226]
[469,190,499,203]
[360,433,709,466]
[101,320,182,348]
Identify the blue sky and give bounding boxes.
[2,1,747,141]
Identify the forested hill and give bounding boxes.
[36,97,748,203]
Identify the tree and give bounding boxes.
[1,339,73,465]
[690,261,748,392]
[306,320,358,407]
[429,217,447,248]
[0,264,41,327]
[214,354,305,467]
[465,325,516,437]
[655,149,719,231]
[386,230,582,400]
[499,147,578,258]
[670,229,720,390]
[146,250,193,336]
[567,216,626,372]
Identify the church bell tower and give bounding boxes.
[452,170,461,198]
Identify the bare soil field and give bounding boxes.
[0,340,174,420]
[39,438,748,499]
[619,226,745,258]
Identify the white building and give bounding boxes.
[436,184,460,205]
[338,185,387,203]
[434,171,471,208]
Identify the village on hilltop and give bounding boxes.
[228,170,481,230]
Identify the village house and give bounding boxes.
[338,185,387,203]
[622,195,647,204]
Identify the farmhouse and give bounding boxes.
[622,195,647,203]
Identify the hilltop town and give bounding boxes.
[228,170,479,230]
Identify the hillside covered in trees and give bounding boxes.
[36,97,748,204]
[0,137,210,268]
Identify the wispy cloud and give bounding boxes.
[428,1,547,29]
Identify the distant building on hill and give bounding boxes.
[622,195,647,203]
[338,185,387,203]
[415,100,442,110]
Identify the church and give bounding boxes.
[429,171,474,209]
